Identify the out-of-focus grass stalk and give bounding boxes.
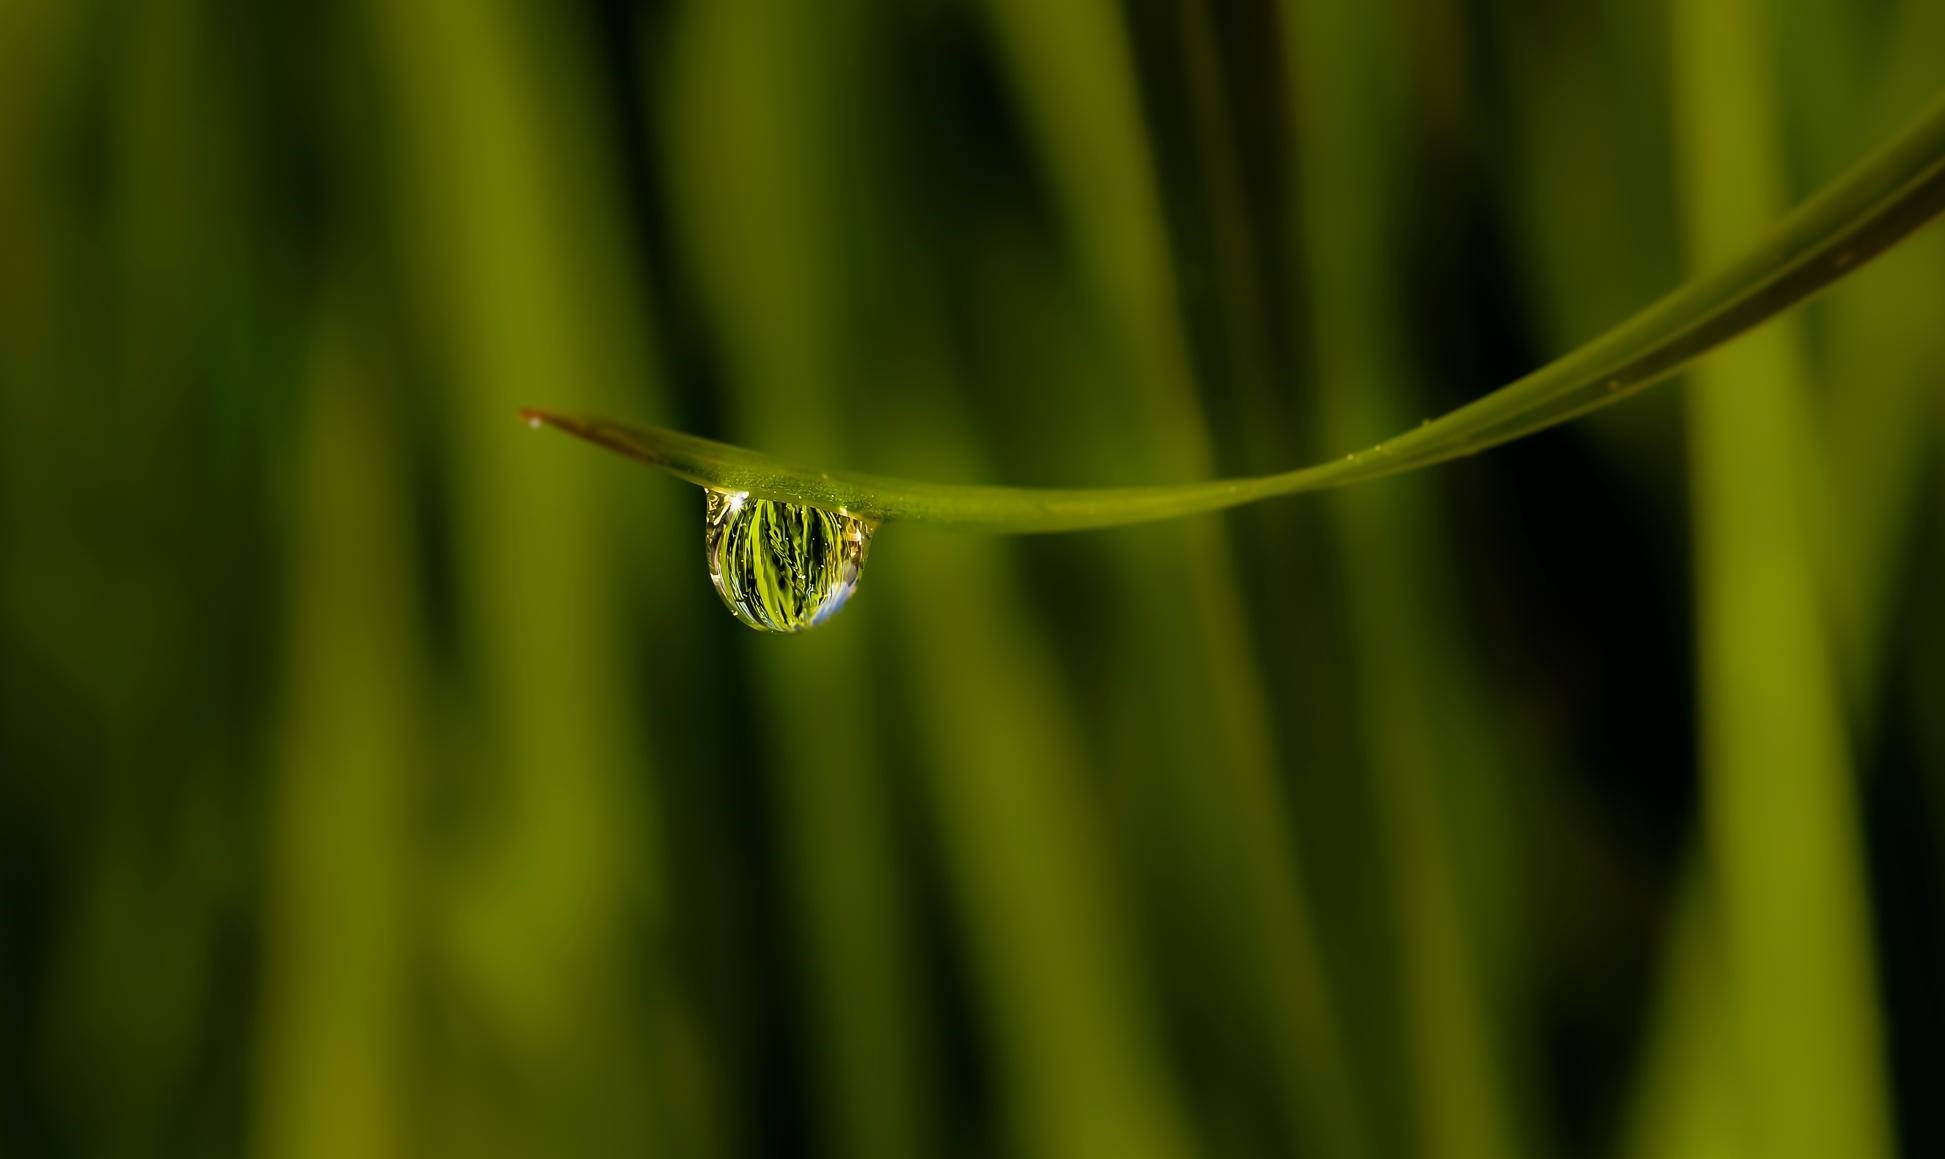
[1494,0,1675,357]
[883,507,1200,1159]
[1620,871,1737,1159]
[1282,0,1529,1156]
[1782,0,1945,705]
[255,295,412,1159]
[0,0,86,417]
[803,2,1200,1149]
[1166,0,1379,1150]
[367,1,679,1152]
[1488,0,1677,486]
[32,1,252,1150]
[660,2,937,1156]
[978,1,1365,1152]
[1674,0,1895,1154]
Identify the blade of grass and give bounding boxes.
[1676,0,1895,1155]
[1486,0,1677,481]
[1784,1,1945,709]
[877,482,1202,1159]
[1282,0,1529,1154]
[848,216,1202,1159]
[971,0,1368,1153]
[659,2,938,1154]
[1619,867,1737,1159]
[368,0,685,1152]
[22,2,267,1149]
[524,92,1945,532]
[255,291,412,1159]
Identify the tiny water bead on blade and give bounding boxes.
[704,489,876,633]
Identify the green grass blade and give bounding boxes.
[975,0,1367,1151]
[525,93,1945,532]
[1282,0,1530,1153]
[256,293,413,1159]
[659,0,940,1150]
[371,0,686,1151]
[1677,0,1895,1153]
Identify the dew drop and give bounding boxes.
[704,489,875,633]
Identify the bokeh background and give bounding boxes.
[3,0,1944,1155]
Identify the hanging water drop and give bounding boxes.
[704,489,875,632]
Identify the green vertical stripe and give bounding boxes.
[1675,0,1895,1154]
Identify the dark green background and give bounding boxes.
[2,0,1942,1155]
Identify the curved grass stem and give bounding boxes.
[525,94,1945,534]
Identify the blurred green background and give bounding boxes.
[3,0,1943,1155]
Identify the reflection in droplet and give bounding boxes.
[705,489,875,632]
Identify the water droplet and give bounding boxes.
[705,489,875,632]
